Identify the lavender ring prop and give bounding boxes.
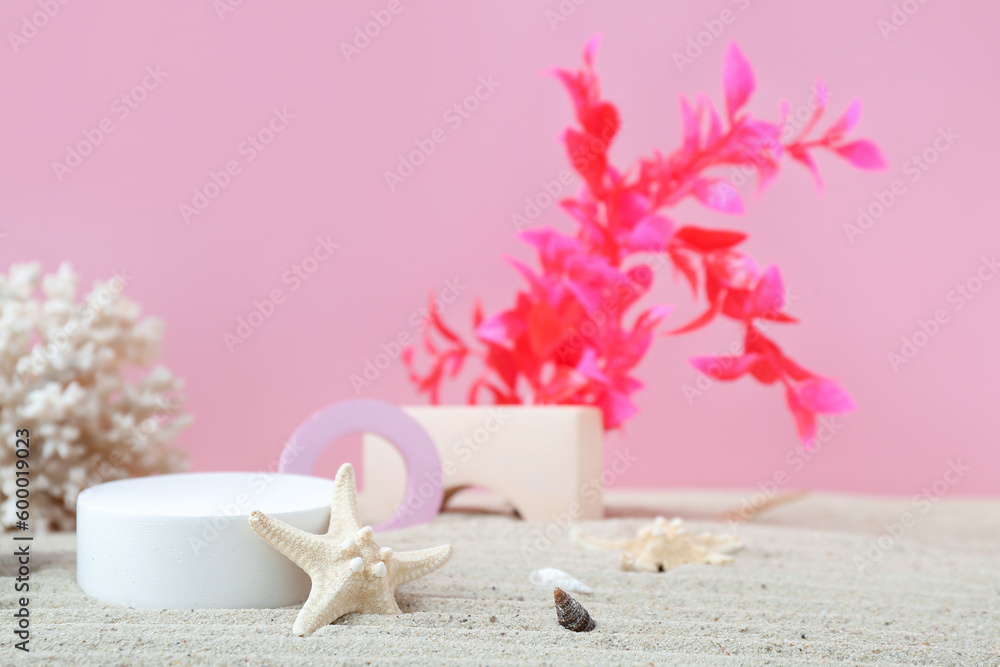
[278,399,443,531]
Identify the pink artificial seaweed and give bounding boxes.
[405,36,882,445]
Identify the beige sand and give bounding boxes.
[3,491,999,666]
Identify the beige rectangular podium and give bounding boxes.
[359,406,604,524]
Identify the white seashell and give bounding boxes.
[708,535,744,555]
[529,568,592,594]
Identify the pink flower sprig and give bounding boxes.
[404,35,884,445]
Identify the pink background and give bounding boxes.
[3,1,997,494]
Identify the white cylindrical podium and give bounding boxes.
[76,472,334,609]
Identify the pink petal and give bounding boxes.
[778,99,790,125]
[834,139,887,170]
[549,68,586,116]
[518,228,582,269]
[721,288,752,321]
[722,42,756,119]
[668,297,721,335]
[824,97,862,141]
[707,251,760,289]
[674,226,747,251]
[615,191,651,228]
[775,353,815,382]
[754,158,781,197]
[642,303,675,326]
[785,385,818,444]
[789,148,824,196]
[706,100,723,145]
[751,265,786,316]
[427,295,464,344]
[582,101,620,142]
[679,95,700,155]
[796,378,857,414]
[599,390,638,429]
[583,32,602,67]
[793,78,828,141]
[563,127,608,192]
[564,252,624,285]
[625,264,654,294]
[693,179,745,214]
[630,304,676,342]
[475,310,524,345]
[670,249,699,297]
[747,354,781,385]
[485,343,519,390]
[504,256,549,296]
[561,276,605,312]
[561,198,605,246]
[445,350,466,377]
[689,353,757,380]
[577,348,610,383]
[625,214,674,252]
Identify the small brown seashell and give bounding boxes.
[554,587,596,632]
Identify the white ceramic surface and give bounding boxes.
[76,472,335,609]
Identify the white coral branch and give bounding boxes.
[0,262,191,531]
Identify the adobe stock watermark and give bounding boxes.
[673,0,752,73]
[446,408,511,466]
[727,84,828,193]
[180,107,295,223]
[51,66,168,182]
[383,76,501,192]
[187,439,307,556]
[545,0,590,32]
[887,254,997,372]
[510,117,626,232]
[726,415,844,530]
[844,126,958,243]
[213,0,245,21]
[119,396,186,452]
[223,235,339,352]
[520,448,639,562]
[853,459,968,574]
[350,277,467,393]
[553,260,669,367]
[7,0,71,54]
[390,407,512,522]
[17,268,134,380]
[877,0,932,40]
[82,396,186,490]
[339,0,406,63]
[681,288,800,404]
[510,170,577,232]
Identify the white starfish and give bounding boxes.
[571,516,743,573]
[249,463,452,636]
